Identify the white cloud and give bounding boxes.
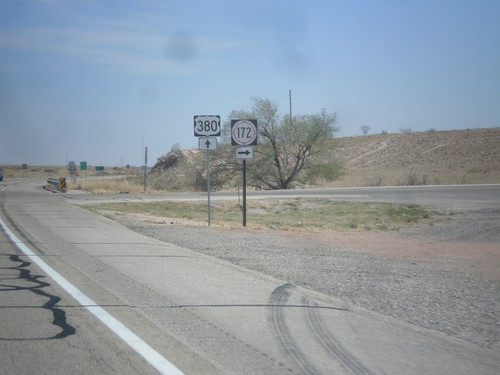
[0,20,244,75]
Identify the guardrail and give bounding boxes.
[46,177,67,192]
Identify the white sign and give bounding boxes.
[194,115,221,137]
[235,146,254,159]
[199,137,217,150]
[231,119,257,146]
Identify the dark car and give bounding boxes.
[67,161,77,175]
[0,167,4,181]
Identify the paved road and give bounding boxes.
[254,184,500,211]
[1,180,498,374]
[67,183,500,211]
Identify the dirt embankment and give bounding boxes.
[150,127,500,189]
[328,128,500,187]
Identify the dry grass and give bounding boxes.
[68,178,149,194]
[0,164,151,193]
[83,198,436,232]
[0,165,64,178]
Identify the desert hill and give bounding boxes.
[327,128,500,187]
[152,127,500,189]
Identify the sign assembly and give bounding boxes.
[193,114,221,227]
[230,119,257,226]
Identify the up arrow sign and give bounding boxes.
[199,137,217,150]
[235,146,254,159]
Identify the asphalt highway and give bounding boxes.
[1,180,498,374]
[69,183,500,212]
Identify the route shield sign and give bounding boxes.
[231,119,257,146]
[194,115,221,137]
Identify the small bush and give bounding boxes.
[406,171,428,186]
[407,171,418,185]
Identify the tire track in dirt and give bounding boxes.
[268,283,321,375]
[301,297,374,375]
[268,283,373,374]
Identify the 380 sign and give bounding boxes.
[194,115,221,137]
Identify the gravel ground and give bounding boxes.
[109,208,500,352]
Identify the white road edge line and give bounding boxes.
[0,217,184,375]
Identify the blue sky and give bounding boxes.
[1,0,499,166]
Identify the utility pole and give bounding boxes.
[143,146,148,193]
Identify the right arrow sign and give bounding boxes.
[235,146,254,159]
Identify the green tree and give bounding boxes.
[214,97,342,190]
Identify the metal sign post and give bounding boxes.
[206,147,211,226]
[80,161,87,181]
[199,137,218,226]
[242,159,247,226]
[235,147,253,227]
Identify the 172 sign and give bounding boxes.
[231,119,257,146]
[194,115,221,137]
